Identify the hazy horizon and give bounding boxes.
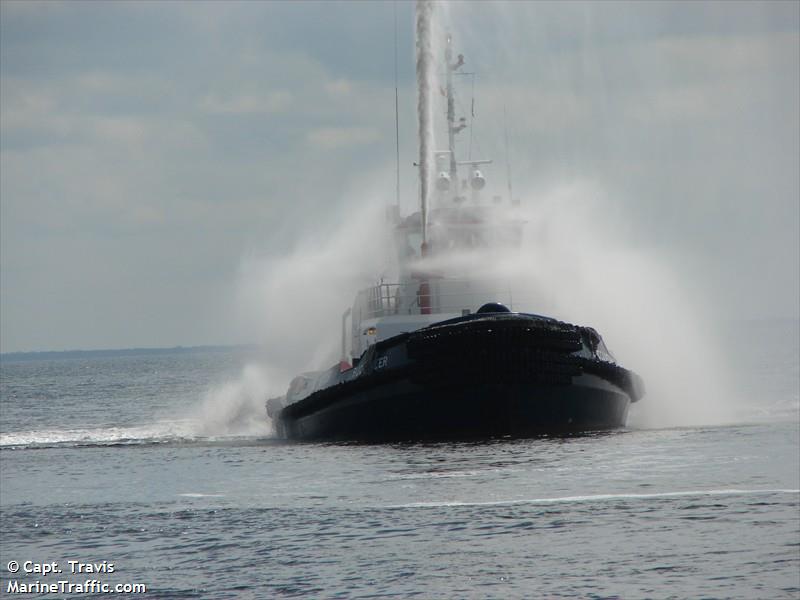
[1,317,797,358]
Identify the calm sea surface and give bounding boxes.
[1,321,798,599]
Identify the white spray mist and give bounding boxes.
[194,184,390,437]
[411,180,737,428]
[512,183,737,428]
[191,363,276,437]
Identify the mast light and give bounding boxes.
[471,169,486,190]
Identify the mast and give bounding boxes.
[415,0,434,251]
[393,0,400,210]
[414,1,434,314]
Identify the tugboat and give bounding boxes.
[266,11,644,442]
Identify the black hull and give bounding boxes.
[275,374,630,442]
[269,311,643,442]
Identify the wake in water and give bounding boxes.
[391,488,800,509]
[0,423,199,449]
[0,363,278,450]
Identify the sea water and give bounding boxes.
[1,321,797,599]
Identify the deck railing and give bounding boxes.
[356,280,517,320]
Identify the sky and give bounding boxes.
[1,0,798,353]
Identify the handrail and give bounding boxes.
[355,280,518,320]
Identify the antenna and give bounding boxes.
[503,105,514,204]
[445,33,457,183]
[468,73,475,160]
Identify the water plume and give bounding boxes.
[191,363,276,437]
[404,2,744,428]
[416,0,435,244]
[209,2,762,432]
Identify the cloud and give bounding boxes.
[198,91,293,115]
[0,1,797,352]
[306,127,382,150]
[325,79,353,97]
